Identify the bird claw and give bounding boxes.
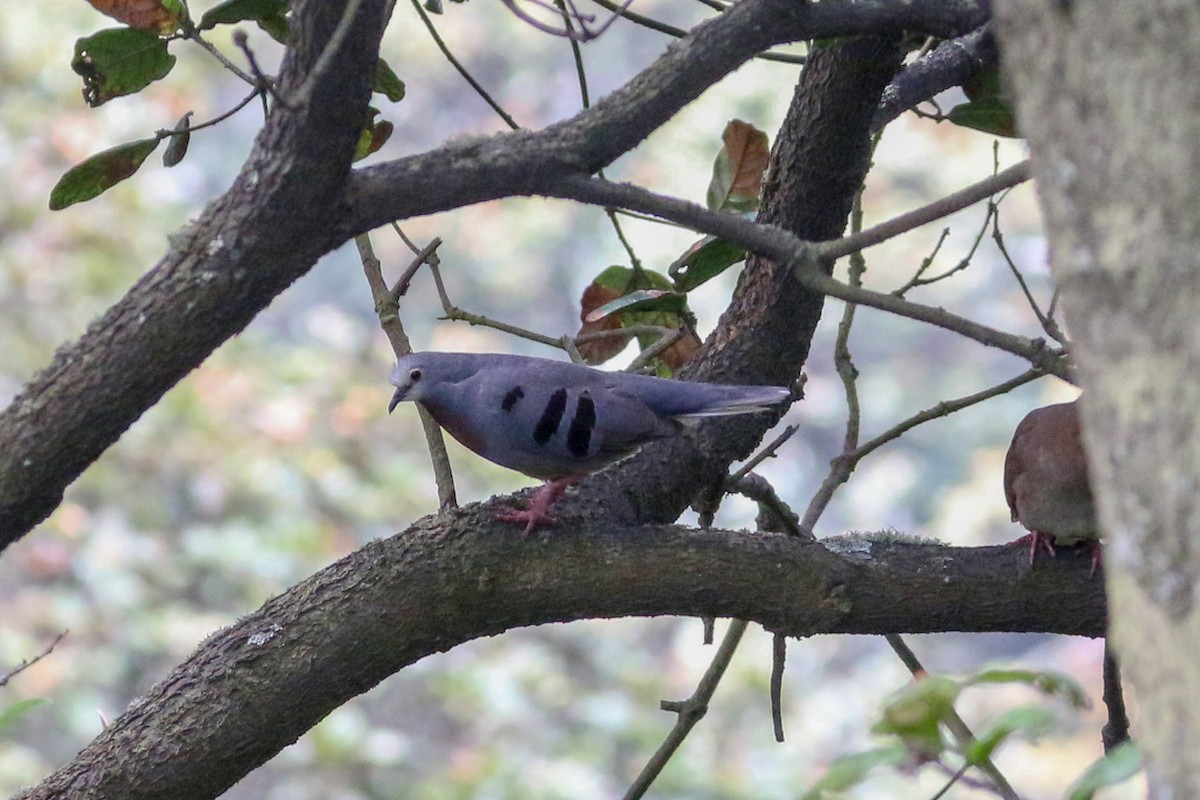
[495,477,578,535]
[1007,531,1057,565]
[495,506,557,536]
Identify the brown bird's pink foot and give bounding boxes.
[495,477,580,535]
[1007,530,1057,565]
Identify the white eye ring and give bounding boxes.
[409,368,422,382]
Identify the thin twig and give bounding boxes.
[412,0,521,129]
[588,0,806,65]
[623,619,748,800]
[732,425,799,481]
[723,473,805,539]
[802,368,1045,532]
[358,233,458,509]
[771,632,786,742]
[0,631,67,688]
[823,160,1031,260]
[186,29,257,85]
[153,87,264,139]
[291,0,366,106]
[1101,640,1130,753]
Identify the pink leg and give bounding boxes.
[495,477,580,535]
[1089,541,1103,578]
[1007,531,1057,565]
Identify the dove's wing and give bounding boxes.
[391,351,790,480]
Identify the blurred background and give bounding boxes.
[0,2,1130,798]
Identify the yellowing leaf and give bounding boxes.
[706,119,770,212]
[50,138,160,210]
[85,0,181,33]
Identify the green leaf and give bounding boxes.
[374,58,406,103]
[162,111,193,167]
[962,64,1003,102]
[873,676,960,758]
[50,138,160,210]
[1068,742,1143,800]
[257,13,291,43]
[669,236,746,291]
[198,0,289,29]
[592,265,673,293]
[353,107,393,162]
[947,97,1019,138]
[801,747,907,800]
[705,119,769,212]
[584,289,687,321]
[964,705,1058,764]
[72,28,177,106]
[967,669,1089,709]
[0,698,49,733]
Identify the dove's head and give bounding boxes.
[388,355,431,412]
[387,352,480,413]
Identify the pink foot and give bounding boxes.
[1007,531,1057,565]
[495,477,579,535]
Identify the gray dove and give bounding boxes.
[388,351,791,533]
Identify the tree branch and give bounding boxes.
[17,514,1106,800]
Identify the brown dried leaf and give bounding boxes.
[86,0,179,32]
[659,329,703,372]
[577,281,630,365]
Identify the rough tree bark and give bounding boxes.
[995,0,1200,794]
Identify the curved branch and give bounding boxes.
[345,0,989,229]
[18,512,1106,800]
[872,23,998,132]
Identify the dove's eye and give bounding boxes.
[409,368,422,383]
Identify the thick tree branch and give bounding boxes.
[872,23,998,132]
[18,511,1106,800]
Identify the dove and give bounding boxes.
[1003,399,1099,569]
[388,351,791,533]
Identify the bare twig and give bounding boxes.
[771,632,786,742]
[732,425,799,481]
[390,237,444,298]
[357,233,458,509]
[1101,640,1130,753]
[411,0,521,129]
[623,619,749,800]
[0,631,67,688]
[185,29,258,85]
[291,0,366,106]
[587,0,807,64]
[822,160,1031,260]
[723,473,805,539]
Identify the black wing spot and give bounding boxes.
[501,386,525,412]
[566,393,596,458]
[533,388,568,446]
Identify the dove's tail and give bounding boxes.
[620,375,791,419]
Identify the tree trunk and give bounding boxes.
[995,1,1200,793]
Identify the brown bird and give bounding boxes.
[1003,400,1099,568]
